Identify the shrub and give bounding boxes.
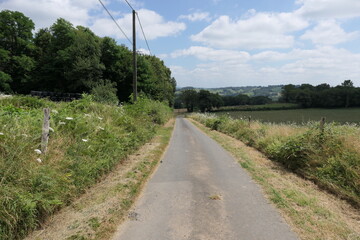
[189,113,360,207]
[0,95,171,239]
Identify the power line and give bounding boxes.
[136,12,152,56]
[122,0,152,55]
[124,0,135,11]
[98,0,132,45]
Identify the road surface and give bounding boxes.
[112,117,298,240]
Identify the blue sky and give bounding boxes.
[1,0,360,88]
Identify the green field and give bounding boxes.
[215,108,360,124]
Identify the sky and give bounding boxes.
[1,0,360,88]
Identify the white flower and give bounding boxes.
[36,158,42,163]
[98,126,104,130]
[84,113,91,117]
[59,121,66,125]
[51,109,59,114]
[0,132,3,135]
[65,117,73,120]
[49,127,54,132]
[82,139,88,142]
[34,149,42,154]
[97,117,103,120]
[21,134,28,137]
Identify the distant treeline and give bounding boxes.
[0,10,176,105]
[176,89,272,112]
[280,80,360,108]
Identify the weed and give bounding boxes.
[0,95,172,240]
[190,113,360,207]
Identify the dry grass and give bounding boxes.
[264,124,306,138]
[25,119,175,240]
[190,119,360,240]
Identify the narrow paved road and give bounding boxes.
[112,117,298,240]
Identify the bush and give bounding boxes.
[0,95,172,239]
[190,113,360,207]
[90,79,119,105]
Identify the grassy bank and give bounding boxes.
[214,108,360,124]
[189,119,360,240]
[190,113,360,208]
[0,95,172,240]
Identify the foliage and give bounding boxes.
[177,85,283,100]
[280,80,360,108]
[0,96,172,240]
[90,79,118,105]
[215,107,360,124]
[190,113,360,207]
[0,10,176,105]
[0,10,35,93]
[176,89,274,111]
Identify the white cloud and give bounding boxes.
[0,0,98,29]
[301,20,359,45]
[138,48,150,55]
[191,12,308,50]
[171,46,250,63]
[91,9,186,40]
[171,46,360,87]
[117,0,144,9]
[296,0,360,19]
[179,12,211,22]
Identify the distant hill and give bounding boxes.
[176,85,284,101]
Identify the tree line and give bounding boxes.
[280,80,360,108]
[176,89,272,112]
[0,10,176,105]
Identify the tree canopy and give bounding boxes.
[280,80,360,108]
[0,10,176,105]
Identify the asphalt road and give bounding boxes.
[112,117,298,240]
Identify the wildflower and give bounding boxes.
[34,149,42,154]
[21,134,28,137]
[97,117,103,120]
[49,127,54,132]
[36,158,42,163]
[82,139,88,142]
[98,126,105,130]
[59,121,66,125]
[51,109,59,114]
[66,117,73,120]
[0,132,3,135]
[84,113,91,117]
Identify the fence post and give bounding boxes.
[248,116,251,127]
[319,117,326,133]
[41,108,50,153]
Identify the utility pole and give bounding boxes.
[132,9,137,102]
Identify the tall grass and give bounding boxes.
[190,113,360,207]
[0,95,172,240]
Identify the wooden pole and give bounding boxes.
[319,117,326,133]
[248,116,251,127]
[41,108,50,153]
[132,9,137,102]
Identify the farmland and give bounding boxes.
[214,107,360,124]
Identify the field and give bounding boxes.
[215,108,360,124]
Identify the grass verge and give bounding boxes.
[189,119,360,240]
[0,95,172,239]
[190,113,360,208]
[25,118,175,240]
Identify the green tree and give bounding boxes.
[181,89,198,112]
[0,10,35,93]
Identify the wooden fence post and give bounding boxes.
[319,117,326,133]
[248,116,251,127]
[41,108,50,153]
